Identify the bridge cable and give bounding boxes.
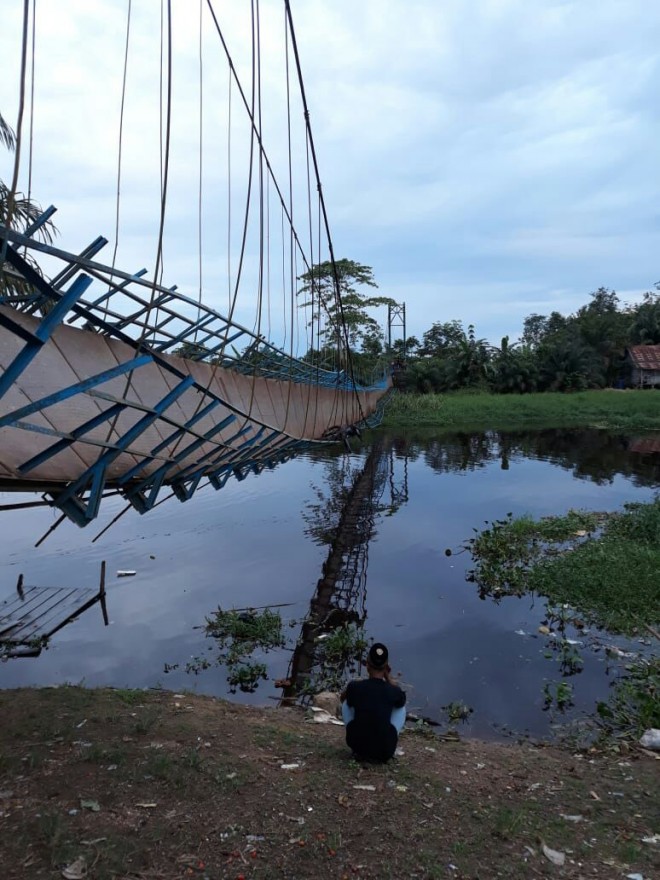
[0,0,30,270]
[107,0,132,319]
[195,0,204,341]
[26,0,36,214]
[283,0,366,425]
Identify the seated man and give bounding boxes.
[341,642,406,762]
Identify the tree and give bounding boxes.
[418,320,465,358]
[573,288,630,385]
[297,259,395,353]
[1,110,57,300]
[537,336,603,391]
[630,289,660,345]
[489,336,539,394]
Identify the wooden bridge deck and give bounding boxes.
[0,567,108,658]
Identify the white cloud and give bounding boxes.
[1,0,658,347]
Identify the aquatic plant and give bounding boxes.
[465,500,660,633]
[171,608,286,693]
[543,681,574,712]
[596,657,660,741]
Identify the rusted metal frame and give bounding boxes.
[48,375,196,527]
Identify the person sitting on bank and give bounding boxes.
[341,642,406,762]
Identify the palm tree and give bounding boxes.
[1,110,57,301]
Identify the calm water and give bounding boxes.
[1,428,658,740]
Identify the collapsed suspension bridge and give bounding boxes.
[0,1,391,529]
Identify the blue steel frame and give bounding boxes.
[0,223,391,527]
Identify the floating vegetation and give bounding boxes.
[543,681,574,712]
[165,609,371,699]
[167,608,286,693]
[596,657,660,742]
[317,623,368,665]
[464,500,660,633]
[442,700,474,724]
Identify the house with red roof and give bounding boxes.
[625,345,660,388]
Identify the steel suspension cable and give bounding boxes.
[1,0,30,269]
[283,0,365,423]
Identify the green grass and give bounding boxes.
[466,499,660,633]
[383,389,660,431]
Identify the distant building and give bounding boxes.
[625,345,660,388]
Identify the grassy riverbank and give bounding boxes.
[1,687,658,880]
[383,389,660,431]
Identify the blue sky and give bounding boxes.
[1,0,659,348]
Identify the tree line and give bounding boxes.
[297,260,660,393]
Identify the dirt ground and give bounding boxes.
[0,687,658,880]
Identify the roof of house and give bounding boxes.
[627,345,660,370]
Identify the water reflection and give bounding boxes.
[183,438,410,701]
[396,428,660,487]
[280,438,409,702]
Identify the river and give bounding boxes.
[1,427,658,740]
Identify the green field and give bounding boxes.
[383,389,660,431]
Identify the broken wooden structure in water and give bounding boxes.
[0,562,108,658]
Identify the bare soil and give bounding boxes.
[0,687,658,880]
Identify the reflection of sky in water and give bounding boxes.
[0,431,657,738]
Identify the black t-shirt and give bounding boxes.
[345,678,406,761]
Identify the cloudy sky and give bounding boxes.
[1,0,659,348]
